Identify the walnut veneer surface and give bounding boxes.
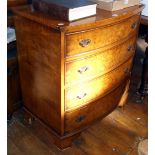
[13,4,144,149]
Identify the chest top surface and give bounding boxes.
[13,4,144,32]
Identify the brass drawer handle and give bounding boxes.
[77,66,89,74]
[79,39,91,47]
[77,93,87,99]
[76,115,86,123]
[131,22,137,29]
[124,68,131,76]
[128,45,135,52]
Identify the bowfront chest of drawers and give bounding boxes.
[14,5,144,149]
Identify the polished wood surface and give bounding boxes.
[14,4,143,149]
[65,36,136,86]
[65,58,133,110]
[13,5,144,32]
[66,14,139,56]
[8,86,147,154]
[15,16,62,134]
[65,82,126,133]
[8,36,147,154]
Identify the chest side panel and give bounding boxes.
[15,16,62,134]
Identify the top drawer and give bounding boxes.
[65,14,140,57]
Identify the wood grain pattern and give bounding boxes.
[7,90,147,155]
[65,14,139,56]
[13,4,143,149]
[65,36,136,86]
[64,82,126,133]
[12,5,144,33]
[15,16,62,134]
[7,44,148,154]
[65,58,133,110]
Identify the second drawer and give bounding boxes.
[65,57,133,110]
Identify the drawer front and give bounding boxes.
[64,82,126,133]
[66,14,140,56]
[65,36,136,86]
[65,58,133,110]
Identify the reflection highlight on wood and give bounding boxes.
[13,4,144,149]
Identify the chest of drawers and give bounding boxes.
[13,4,143,149]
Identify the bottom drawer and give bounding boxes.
[64,81,126,134]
